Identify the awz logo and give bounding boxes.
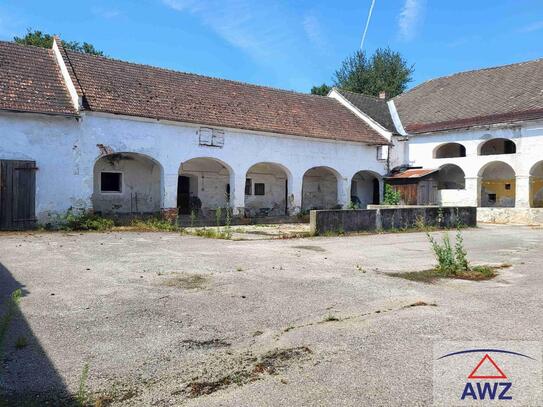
[437,348,536,402]
[461,354,511,401]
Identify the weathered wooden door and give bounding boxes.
[0,160,37,230]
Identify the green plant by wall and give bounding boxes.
[215,207,222,227]
[347,201,359,210]
[383,184,401,205]
[63,209,114,231]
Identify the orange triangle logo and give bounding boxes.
[468,354,508,380]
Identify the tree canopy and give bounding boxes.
[311,47,413,98]
[310,83,332,96]
[13,29,104,56]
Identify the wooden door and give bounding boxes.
[0,160,37,230]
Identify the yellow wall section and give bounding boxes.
[531,177,543,207]
[481,179,515,206]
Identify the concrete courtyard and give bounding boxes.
[0,225,542,406]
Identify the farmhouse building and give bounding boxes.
[1,37,543,228]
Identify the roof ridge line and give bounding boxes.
[64,48,333,101]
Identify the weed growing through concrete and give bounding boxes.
[130,217,181,232]
[389,229,509,282]
[427,229,470,274]
[189,227,232,240]
[355,264,366,272]
[322,314,340,322]
[76,362,90,407]
[51,208,114,231]
[161,274,209,289]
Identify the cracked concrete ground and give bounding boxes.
[0,225,541,406]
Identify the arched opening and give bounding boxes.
[437,164,465,190]
[350,171,381,208]
[93,152,162,215]
[530,161,543,208]
[479,138,516,156]
[244,162,290,217]
[479,161,516,207]
[434,143,466,159]
[302,166,340,210]
[178,157,231,217]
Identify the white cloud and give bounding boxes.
[303,13,327,52]
[161,0,302,63]
[398,0,426,41]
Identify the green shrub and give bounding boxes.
[64,209,114,231]
[347,201,359,210]
[383,184,401,205]
[427,229,470,275]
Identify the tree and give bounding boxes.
[310,83,332,96]
[13,29,104,56]
[332,48,413,98]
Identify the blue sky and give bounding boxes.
[1,1,542,92]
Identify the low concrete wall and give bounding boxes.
[477,208,543,225]
[310,206,477,235]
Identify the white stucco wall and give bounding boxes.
[408,120,543,208]
[0,111,387,222]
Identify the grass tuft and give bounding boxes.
[130,217,181,232]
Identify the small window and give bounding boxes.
[245,178,252,195]
[101,172,122,193]
[505,183,511,190]
[377,145,388,161]
[199,127,213,146]
[488,193,497,204]
[254,183,265,195]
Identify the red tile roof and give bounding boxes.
[394,58,543,134]
[61,49,388,145]
[0,41,76,116]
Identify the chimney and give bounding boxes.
[379,91,387,100]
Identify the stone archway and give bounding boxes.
[178,157,232,217]
[93,152,162,215]
[530,161,543,208]
[302,166,341,210]
[350,170,381,208]
[479,161,516,207]
[244,162,291,217]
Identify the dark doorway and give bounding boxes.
[0,160,37,230]
[177,176,191,214]
[372,178,380,204]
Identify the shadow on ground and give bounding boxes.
[0,262,75,406]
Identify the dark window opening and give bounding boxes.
[488,193,497,203]
[505,184,511,190]
[480,139,516,156]
[254,183,265,195]
[245,178,252,195]
[101,172,122,192]
[226,183,231,202]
